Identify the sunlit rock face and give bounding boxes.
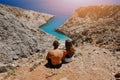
[57,5,120,51]
[0,4,56,63]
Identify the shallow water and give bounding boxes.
[40,16,70,41]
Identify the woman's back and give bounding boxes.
[65,39,75,58]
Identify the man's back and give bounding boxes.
[47,49,66,65]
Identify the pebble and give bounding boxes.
[13,55,19,60]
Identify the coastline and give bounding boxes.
[40,16,70,41]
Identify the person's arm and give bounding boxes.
[46,52,50,60]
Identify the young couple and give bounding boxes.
[46,40,75,68]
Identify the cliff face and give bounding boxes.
[0,4,56,63]
[57,5,120,51]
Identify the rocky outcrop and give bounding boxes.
[0,4,56,64]
[57,5,120,51]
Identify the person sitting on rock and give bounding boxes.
[63,39,75,63]
[46,40,66,68]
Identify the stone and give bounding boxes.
[0,63,16,73]
[13,55,19,60]
[0,64,7,73]
[96,39,104,44]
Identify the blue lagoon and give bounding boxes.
[40,16,70,41]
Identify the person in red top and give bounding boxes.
[46,40,66,68]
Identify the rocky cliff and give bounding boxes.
[0,4,56,64]
[57,5,120,51]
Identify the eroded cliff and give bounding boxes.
[57,5,120,51]
[0,4,56,63]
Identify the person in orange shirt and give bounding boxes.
[46,40,66,68]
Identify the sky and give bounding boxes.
[0,0,120,16]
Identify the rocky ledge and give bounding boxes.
[57,5,120,51]
[0,4,56,64]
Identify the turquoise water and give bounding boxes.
[40,16,70,41]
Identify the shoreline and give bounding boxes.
[40,16,70,41]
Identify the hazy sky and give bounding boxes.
[0,0,120,16]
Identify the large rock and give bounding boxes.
[0,4,56,63]
[57,5,120,51]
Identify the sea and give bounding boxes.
[40,16,70,41]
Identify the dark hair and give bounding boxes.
[65,39,72,48]
[65,39,75,58]
[53,40,59,47]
